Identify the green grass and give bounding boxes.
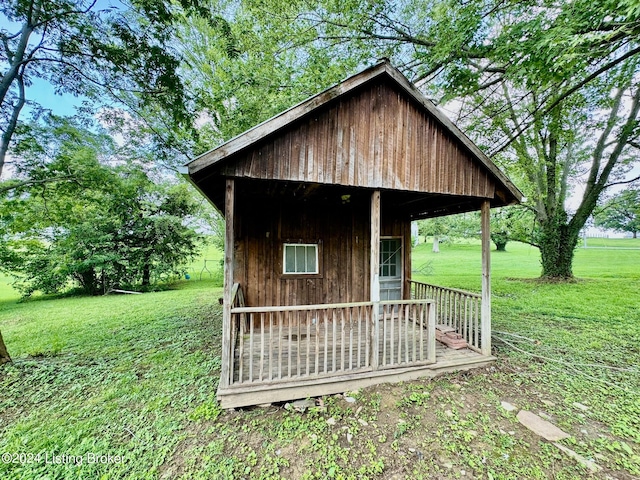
[0,278,222,480]
[183,240,223,281]
[1,238,639,479]
[581,237,640,248]
[0,274,20,303]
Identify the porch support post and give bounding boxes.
[370,190,381,370]
[480,199,491,356]
[221,178,235,388]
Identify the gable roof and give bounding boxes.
[185,59,522,208]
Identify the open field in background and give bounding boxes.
[580,237,640,249]
[0,274,19,303]
[0,238,639,479]
[184,240,224,282]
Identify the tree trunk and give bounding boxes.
[142,264,151,286]
[0,20,32,179]
[634,232,637,239]
[432,235,440,253]
[539,215,580,279]
[0,329,11,364]
[79,268,99,295]
[495,241,507,252]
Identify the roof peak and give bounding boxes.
[185,60,522,205]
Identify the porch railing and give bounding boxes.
[228,299,435,386]
[409,280,482,353]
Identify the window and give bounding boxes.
[380,239,401,277]
[283,244,318,274]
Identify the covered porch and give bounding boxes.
[215,179,495,409]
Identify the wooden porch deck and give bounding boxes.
[216,283,492,409]
[218,341,493,409]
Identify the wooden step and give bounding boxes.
[435,324,457,333]
[435,328,468,349]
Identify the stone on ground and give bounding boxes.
[516,410,570,441]
[500,401,517,412]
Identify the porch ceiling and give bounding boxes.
[199,177,492,220]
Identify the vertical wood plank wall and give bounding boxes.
[218,79,496,199]
[233,186,411,309]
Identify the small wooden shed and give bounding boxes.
[184,60,522,408]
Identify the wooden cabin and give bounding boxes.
[183,60,522,408]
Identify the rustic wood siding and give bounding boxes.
[233,188,411,307]
[219,80,495,199]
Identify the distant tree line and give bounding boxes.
[594,190,640,238]
[417,207,536,252]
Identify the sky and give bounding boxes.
[25,79,85,117]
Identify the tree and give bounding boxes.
[0,0,224,179]
[418,217,450,252]
[4,173,201,296]
[489,207,536,251]
[594,189,640,238]
[158,0,364,157]
[1,118,202,295]
[0,117,201,361]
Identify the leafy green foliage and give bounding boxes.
[0,116,202,295]
[594,189,640,237]
[138,0,364,164]
[0,0,224,177]
[491,207,538,251]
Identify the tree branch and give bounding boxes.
[0,68,26,178]
[0,174,79,194]
[0,21,34,107]
[542,45,640,118]
[604,174,640,188]
[571,82,640,230]
[31,0,99,31]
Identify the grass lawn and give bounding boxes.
[1,239,639,479]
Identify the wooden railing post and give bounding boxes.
[221,179,235,388]
[481,200,492,356]
[427,301,436,363]
[370,190,381,370]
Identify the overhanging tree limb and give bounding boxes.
[0,68,25,178]
[571,82,640,230]
[0,174,78,194]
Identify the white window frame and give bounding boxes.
[283,243,319,275]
